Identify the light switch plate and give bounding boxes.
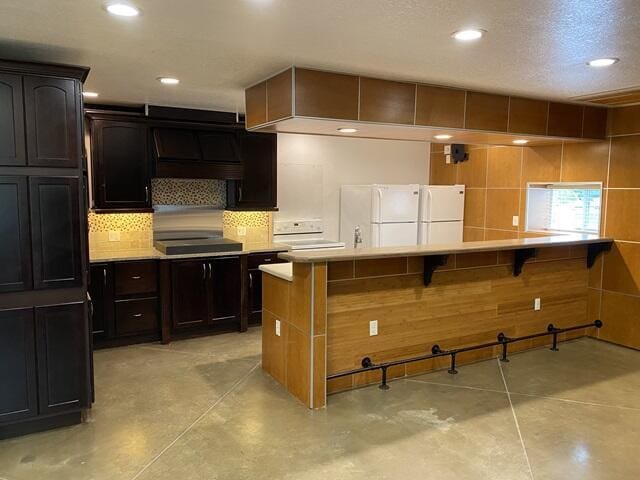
[369,320,378,336]
[237,226,247,236]
[512,216,519,227]
[275,319,281,336]
[108,231,121,242]
[534,298,541,311]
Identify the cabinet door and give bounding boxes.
[24,76,79,168]
[0,308,37,424]
[0,74,26,166]
[35,302,89,414]
[171,260,209,329]
[230,132,276,208]
[30,176,82,289]
[153,128,200,161]
[209,256,241,322]
[92,120,150,210]
[248,269,263,324]
[198,130,240,163]
[89,263,112,342]
[0,176,32,292]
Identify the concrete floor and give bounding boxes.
[1,331,639,480]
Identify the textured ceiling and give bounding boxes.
[0,0,638,113]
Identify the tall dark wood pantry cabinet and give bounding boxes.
[0,59,91,439]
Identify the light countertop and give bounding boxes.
[259,263,293,282]
[277,234,613,263]
[89,242,289,263]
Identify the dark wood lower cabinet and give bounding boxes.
[89,261,159,348]
[35,302,89,415]
[245,252,288,327]
[162,256,242,342]
[0,308,38,424]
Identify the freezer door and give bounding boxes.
[371,223,418,247]
[419,221,463,244]
[372,185,420,223]
[419,185,465,222]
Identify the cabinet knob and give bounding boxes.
[133,313,143,318]
[131,275,142,280]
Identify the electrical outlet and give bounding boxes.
[512,216,519,227]
[108,231,121,242]
[369,320,378,336]
[275,319,281,336]
[237,226,247,236]
[534,298,541,311]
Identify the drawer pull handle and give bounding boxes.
[263,258,272,262]
[131,276,142,280]
[133,313,143,318]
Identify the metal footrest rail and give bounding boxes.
[327,320,603,390]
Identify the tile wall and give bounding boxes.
[430,104,640,349]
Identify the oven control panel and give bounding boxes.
[274,220,323,235]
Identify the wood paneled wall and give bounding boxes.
[431,104,640,350]
[326,249,591,394]
[246,67,607,140]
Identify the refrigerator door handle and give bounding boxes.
[375,187,383,221]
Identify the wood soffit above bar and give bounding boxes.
[277,234,613,263]
[245,67,609,146]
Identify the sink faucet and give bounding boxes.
[354,226,363,249]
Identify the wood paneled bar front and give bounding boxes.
[260,235,612,409]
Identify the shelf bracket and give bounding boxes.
[587,242,612,269]
[423,255,449,286]
[513,248,536,277]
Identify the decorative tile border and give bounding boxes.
[151,178,225,206]
[88,212,153,233]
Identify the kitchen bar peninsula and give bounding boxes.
[260,235,613,408]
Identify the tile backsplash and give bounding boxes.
[223,211,273,243]
[88,212,153,253]
[152,178,225,206]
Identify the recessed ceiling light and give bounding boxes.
[452,29,484,41]
[105,3,140,17]
[587,58,619,67]
[83,91,99,98]
[158,77,180,85]
[434,134,452,140]
[513,139,529,145]
[337,128,357,133]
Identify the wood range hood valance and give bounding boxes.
[245,67,608,146]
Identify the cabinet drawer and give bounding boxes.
[114,261,157,296]
[247,252,286,269]
[115,298,158,336]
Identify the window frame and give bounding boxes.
[525,181,603,235]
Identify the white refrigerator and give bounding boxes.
[340,184,420,248]
[418,185,465,244]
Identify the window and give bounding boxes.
[526,182,602,235]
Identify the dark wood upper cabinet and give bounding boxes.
[266,68,293,122]
[508,97,549,135]
[35,302,88,415]
[153,128,200,161]
[210,256,241,322]
[91,119,150,210]
[465,92,510,132]
[294,69,359,120]
[171,259,210,330]
[24,76,79,168]
[29,176,82,289]
[245,81,267,129]
[0,176,32,293]
[0,308,38,424]
[227,132,277,210]
[0,74,26,166]
[359,77,416,125]
[547,102,584,138]
[415,85,465,128]
[198,130,239,163]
